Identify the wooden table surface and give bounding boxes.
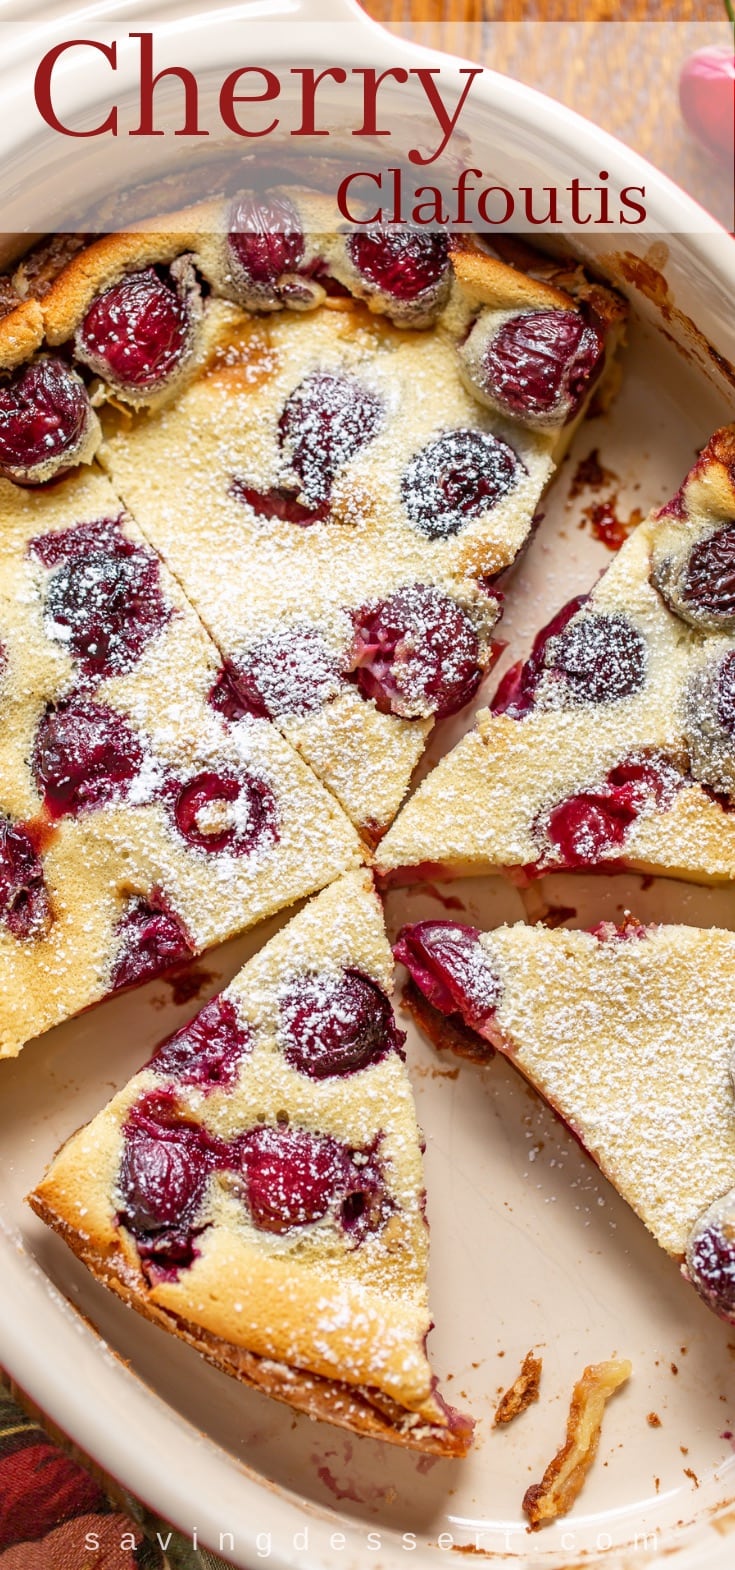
[362,0,734,229]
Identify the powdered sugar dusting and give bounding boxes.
[484,923,735,1257]
[99,293,553,834]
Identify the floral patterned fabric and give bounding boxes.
[0,1379,233,1570]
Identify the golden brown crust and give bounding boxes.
[28,1188,470,1457]
[40,200,223,344]
[450,240,574,312]
[684,425,735,518]
[523,1358,631,1528]
[706,425,735,473]
[489,237,628,331]
[493,1350,542,1427]
[0,298,45,369]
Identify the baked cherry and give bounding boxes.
[279,372,383,511]
[347,227,450,315]
[227,191,305,306]
[40,524,169,680]
[394,921,501,1030]
[230,478,330,527]
[543,611,646,706]
[402,430,522,540]
[120,1098,212,1234]
[30,514,124,568]
[715,652,735,730]
[278,968,405,1079]
[208,662,253,724]
[75,261,197,395]
[544,791,634,867]
[228,627,342,720]
[110,897,193,992]
[492,595,588,718]
[151,996,251,1090]
[32,699,144,818]
[686,1192,735,1322]
[236,1125,388,1238]
[349,584,482,720]
[0,357,97,484]
[463,308,605,427]
[686,651,735,800]
[118,1090,225,1277]
[173,770,278,855]
[541,755,679,868]
[338,1140,392,1241]
[0,818,51,939]
[653,521,735,631]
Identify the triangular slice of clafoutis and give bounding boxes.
[29,870,473,1456]
[378,427,735,887]
[394,916,735,1325]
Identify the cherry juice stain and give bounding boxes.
[580,498,644,552]
[568,447,642,552]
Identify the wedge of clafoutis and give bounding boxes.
[0,208,625,844]
[395,916,735,1325]
[28,872,473,1457]
[378,427,735,887]
[0,467,362,1060]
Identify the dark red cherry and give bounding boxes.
[338,1139,392,1241]
[347,228,449,301]
[0,358,93,483]
[237,1126,348,1233]
[0,819,51,939]
[173,770,278,856]
[652,521,735,632]
[681,523,735,621]
[208,662,253,724]
[42,534,169,680]
[278,968,405,1079]
[236,1125,388,1238]
[542,755,678,868]
[76,267,191,391]
[110,897,193,992]
[279,373,383,510]
[119,1091,225,1277]
[402,430,522,540]
[687,1200,735,1321]
[349,584,481,720]
[229,627,342,720]
[227,192,305,293]
[32,699,144,818]
[229,478,328,526]
[483,309,605,422]
[544,792,635,867]
[394,921,500,1030]
[605,755,681,807]
[120,1114,210,1235]
[685,651,735,800]
[545,612,646,706]
[716,651,735,732]
[29,514,126,568]
[151,996,251,1090]
[492,595,588,718]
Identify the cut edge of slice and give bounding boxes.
[28,869,474,1457]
